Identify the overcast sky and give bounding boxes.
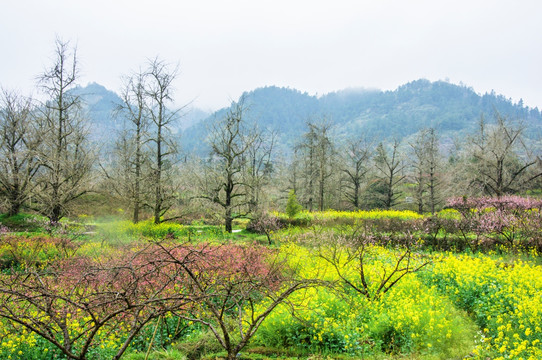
[1,0,541,111]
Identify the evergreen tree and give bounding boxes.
[285,189,302,218]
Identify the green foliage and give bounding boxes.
[0,213,47,232]
[255,244,477,358]
[180,80,542,156]
[124,220,185,239]
[422,253,542,359]
[123,349,187,360]
[285,190,303,219]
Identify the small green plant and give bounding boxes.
[285,190,303,219]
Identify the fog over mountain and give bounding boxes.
[76,79,542,156]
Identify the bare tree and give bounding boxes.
[33,38,93,222]
[103,70,151,223]
[341,137,372,209]
[145,58,181,224]
[466,114,538,197]
[0,244,194,360]
[296,120,335,211]
[372,140,406,209]
[409,128,443,214]
[294,126,316,211]
[101,130,150,221]
[245,129,276,212]
[157,243,316,360]
[0,89,41,216]
[199,98,258,233]
[317,227,429,301]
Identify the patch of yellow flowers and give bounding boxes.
[254,243,476,357]
[427,253,542,359]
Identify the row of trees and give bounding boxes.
[286,114,542,215]
[2,39,542,228]
[0,38,274,230]
[0,38,183,224]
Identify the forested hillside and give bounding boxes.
[180,79,542,155]
[77,79,542,156]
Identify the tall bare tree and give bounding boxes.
[199,98,258,233]
[409,128,443,214]
[245,129,275,212]
[341,137,372,209]
[145,58,180,224]
[296,120,335,211]
[34,38,93,222]
[103,70,150,223]
[372,140,405,209]
[294,127,316,211]
[0,89,41,216]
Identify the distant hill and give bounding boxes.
[77,80,542,156]
[72,82,124,142]
[182,80,542,156]
[72,83,210,150]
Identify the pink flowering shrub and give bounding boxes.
[0,241,301,360]
[446,196,542,251]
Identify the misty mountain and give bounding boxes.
[77,80,542,156]
[71,82,124,142]
[181,79,542,156]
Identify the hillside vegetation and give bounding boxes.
[74,79,542,155]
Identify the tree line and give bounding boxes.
[2,39,542,231]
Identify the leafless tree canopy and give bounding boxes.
[0,89,41,216]
[198,97,266,232]
[32,38,94,222]
[465,114,539,197]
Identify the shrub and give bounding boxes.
[246,214,283,244]
[285,190,303,219]
[447,196,542,251]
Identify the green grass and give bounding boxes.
[0,213,47,232]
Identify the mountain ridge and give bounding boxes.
[74,80,542,156]
[181,79,542,155]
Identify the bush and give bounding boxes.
[285,190,303,219]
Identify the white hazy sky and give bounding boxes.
[1,0,541,111]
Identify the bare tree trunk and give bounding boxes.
[133,116,143,223]
[154,122,162,224]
